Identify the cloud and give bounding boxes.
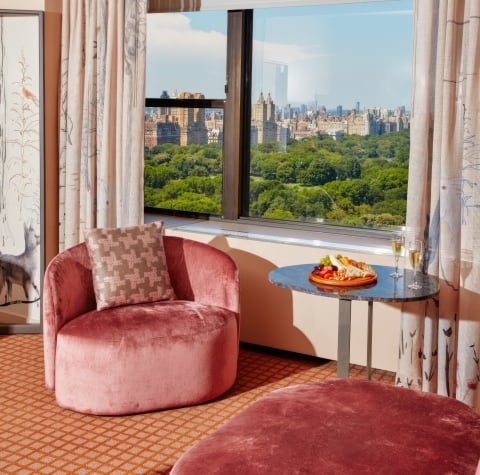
[357,9,413,16]
[255,39,326,64]
[146,14,227,97]
[146,8,412,107]
[147,14,226,62]
[146,13,321,99]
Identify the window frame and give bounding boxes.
[145,7,406,240]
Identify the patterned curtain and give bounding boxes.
[397,0,480,411]
[58,0,147,250]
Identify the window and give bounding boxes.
[145,0,413,230]
[145,11,227,215]
[248,3,412,227]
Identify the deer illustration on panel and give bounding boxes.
[0,223,40,305]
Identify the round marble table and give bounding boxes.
[269,264,439,378]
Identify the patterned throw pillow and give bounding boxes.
[84,221,176,310]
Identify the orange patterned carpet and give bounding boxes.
[0,335,394,474]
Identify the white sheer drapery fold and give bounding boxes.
[397,0,480,412]
[59,0,147,250]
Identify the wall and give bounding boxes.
[43,0,61,263]
[166,225,403,372]
[0,0,44,8]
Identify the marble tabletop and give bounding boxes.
[269,264,439,303]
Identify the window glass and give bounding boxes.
[145,12,226,215]
[144,109,223,214]
[146,12,227,99]
[249,1,413,227]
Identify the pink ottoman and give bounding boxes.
[172,379,480,474]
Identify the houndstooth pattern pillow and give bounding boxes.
[84,221,176,310]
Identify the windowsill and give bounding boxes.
[146,213,392,257]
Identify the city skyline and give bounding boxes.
[146,0,413,110]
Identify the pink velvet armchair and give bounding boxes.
[43,235,240,415]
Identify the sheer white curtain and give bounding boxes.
[59,0,147,250]
[397,0,480,411]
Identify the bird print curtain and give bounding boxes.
[396,0,480,412]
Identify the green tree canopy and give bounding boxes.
[145,129,410,228]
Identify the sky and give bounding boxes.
[146,0,413,111]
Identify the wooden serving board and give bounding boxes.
[308,271,377,287]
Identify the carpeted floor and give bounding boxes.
[0,335,395,474]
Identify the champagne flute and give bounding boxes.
[390,231,404,279]
[407,239,424,289]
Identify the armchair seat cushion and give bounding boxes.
[55,300,238,415]
[58,300,235,342]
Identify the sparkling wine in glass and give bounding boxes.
[390,231,404,279]
[407,240,424,290]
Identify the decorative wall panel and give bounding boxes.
[0,10,43,333]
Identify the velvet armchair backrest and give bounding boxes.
[163,236,240,315]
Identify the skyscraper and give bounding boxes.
[251,92,278,144]
[263,61,288,110]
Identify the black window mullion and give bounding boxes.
[222,10,252,220]
[240,10,253,217]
